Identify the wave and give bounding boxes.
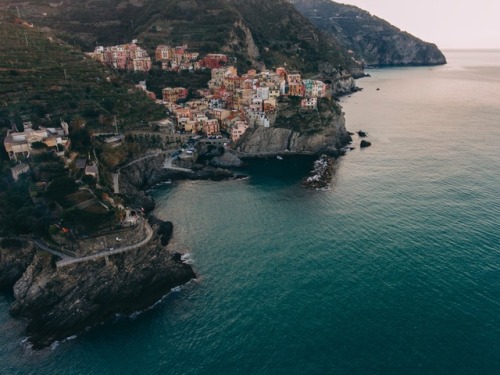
[181,253,194,264]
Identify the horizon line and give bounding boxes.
[441,48,500,51]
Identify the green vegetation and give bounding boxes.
[0,13,171,238]
[62,207,115,233]
[0,163,44,235]
[46,177,78,203]
[0,13,165,134]
[0,238,24,249]
[3,0,358,75]
[275,97,343,134]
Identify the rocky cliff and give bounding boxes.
[291,0,447,67]
[117,153,237,210]
[9,219,195,349]
[236,97,351,155]
[118,154,172,211]
[0,239,36,290]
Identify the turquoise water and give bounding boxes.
[1,51,500,374]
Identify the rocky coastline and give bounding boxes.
[117,153,241,212]
[303,155,336,190]
[0,75,360,350]
[236,97,352,156]
[1,216,195,350]
[0,239,36,291]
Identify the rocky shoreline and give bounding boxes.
[0,239,37,291]
[303,155,336,190]
[0,143,348,349]
[0,80,361,350]
[0,150,246,348]
[1,216,195,349]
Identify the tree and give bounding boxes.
[46,176,78,201]
[81,174,96,188]
[70,128,92,152]
[13,114,23,131]
[30,141,48,150]
[70,115,86,130]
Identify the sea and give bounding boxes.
[1,50,499,374]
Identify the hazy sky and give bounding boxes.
[338,0,500,49]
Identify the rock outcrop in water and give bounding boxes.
[8,218,195,349]
[303,155,336,190]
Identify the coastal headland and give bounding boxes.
[1,216,195,349]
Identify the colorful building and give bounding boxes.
[202,54,229,69]
[162,87,189,103]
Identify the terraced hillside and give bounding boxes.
[0,12,164,132]
[0,0,357,74]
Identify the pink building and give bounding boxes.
[132,57,152,72]
[91,43,151,71]
[203,119,220,136]
[231,121,249,143]
[301,97,318,110]
[288,82,305,97]
[156,45,173,61]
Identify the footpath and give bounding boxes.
[30,220,154,268]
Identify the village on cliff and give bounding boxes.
[5,40,336,166]
[89,42,332,142]
[2,40,343,251]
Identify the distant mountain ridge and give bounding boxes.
[290,0,447,67]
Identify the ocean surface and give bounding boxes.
[1,50,499,374]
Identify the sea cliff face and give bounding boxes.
[291,0,447,67]
[118,154,171,210]
[352,35,446,67]
[236,98,351,155]
[0,240,36,290]
[9,220,195,349]
[117,154,236,207]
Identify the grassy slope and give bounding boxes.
[0,12,166,235]
[0,12,165,131]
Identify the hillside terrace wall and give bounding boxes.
[75,221,146,257]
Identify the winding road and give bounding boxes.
[55,221,154,267]
[19,220,154,268]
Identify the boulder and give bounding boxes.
[209,153,243,168]
[360,140,372,148]
[141,196,155,213]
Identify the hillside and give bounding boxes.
[0,12,165,132]
[0,0,358,74]
[290,0,447,67]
